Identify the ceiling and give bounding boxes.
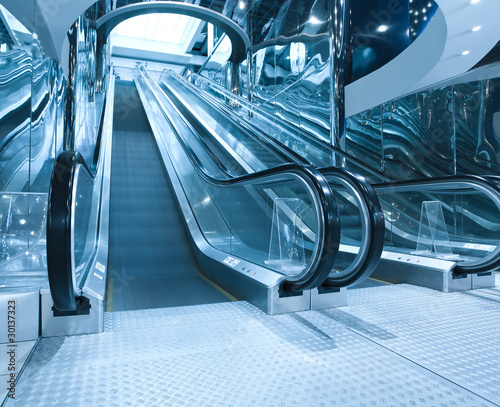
[109,13,211,67]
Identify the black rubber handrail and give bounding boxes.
[183,70,390,182]
[159,77,296,167]
[46,77,112,312]
[181,71,500,276]
[158,83,245,177]
[373,174,500,274]
[161,69,385,287]
[182,71,500,275]
[320,168,385,287]
[47,151,93,311]
[139,67,341,291]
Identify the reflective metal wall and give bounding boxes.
[0,3,64,286]
[70,6,105,166]
[91,0,500,183]
[455,79,500,176]
[344,75,500,181]
[244,0,333,147]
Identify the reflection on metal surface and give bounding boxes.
[333,0,348,151]
[346,106,383,173]
[455,79,500,175]
[0,3,67,294]
[160,69,384,287]
[344,75,500,183]
[246,1,333,145]
[381,86,455,180]
[375,176,500,274]
[138,66,340,292]
[0,50,32,192]
[0,192,48,288]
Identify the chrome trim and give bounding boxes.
[83,74,115,302]
[374,175,500,273]
[137,67,339,291]
[70,163,81,296]
[332,0,349,151]
[96,2,251,64]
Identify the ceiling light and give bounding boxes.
[472,26,481,31]
[462,50,470,56]
[238,1,245,9]
[471,0,480,3]
[377,25,388,32]
[308,16,321,25]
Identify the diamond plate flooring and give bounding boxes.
[3,284,500,406]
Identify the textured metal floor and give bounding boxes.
[4,282,500,406]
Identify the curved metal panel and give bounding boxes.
[96,1,251,63]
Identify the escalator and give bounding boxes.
[45,69,341,334]
[152,67,384,289]
[107,81,230,310]
[167,70,500,290]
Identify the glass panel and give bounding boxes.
[0,192,48,289]
[377,182,500,266]
[455,79,500,175]
[382,86,455,180]
[0,4,51,291]
[268,198,306,274]
[328,179,365,273]
[414,201,456,259]
[73,165,99,284]
[137,71,321,278]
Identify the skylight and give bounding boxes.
[110,13,203,55]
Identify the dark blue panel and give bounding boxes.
[349,0,410,82]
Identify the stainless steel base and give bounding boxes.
[40,289,104,337]
[310,287,347,309]
[0,290,39,344]
[472,272,497,289]
[371,252,472,292]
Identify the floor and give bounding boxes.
[3,280,500,406]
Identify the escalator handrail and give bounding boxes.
[320,168,385,287]
[139,67,340,291]
[183,72,500,276]
[161,69,386,287]
[156,81,244,178]
[47,150,90,311]
[159,73,299,167]
[46,73,115,311]
[181,70,391,182]
[373,174,500,274]
[177,70,500,276]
